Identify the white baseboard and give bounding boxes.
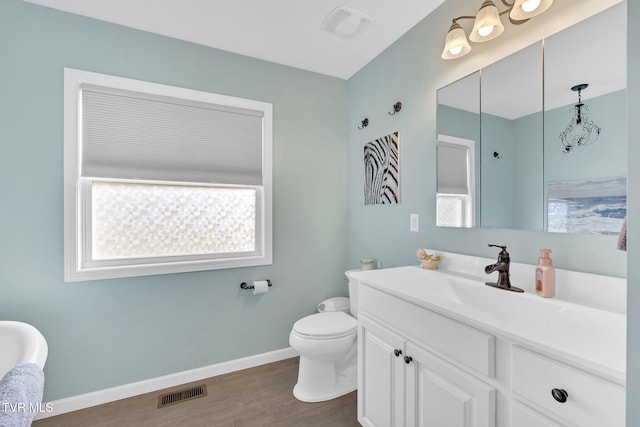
[36,347,298,420]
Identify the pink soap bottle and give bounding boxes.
[535,249,555,298]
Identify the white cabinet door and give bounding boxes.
[405,342,496,427]
[358,314,406,427]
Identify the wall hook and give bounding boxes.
[493,151,502,159]
[358,118,369,130]
[388,102,402,115]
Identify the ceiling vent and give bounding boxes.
[321,6,373,39]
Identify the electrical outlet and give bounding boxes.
[410,213,419,232]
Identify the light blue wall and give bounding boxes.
[348,0,636,423]
[544,90,628,183]
[0,1,348,401]
[481,113,516,228]
[3,0,639,422]
[436,106,480,150]
[347,0,627,275]
[512,111,543,230]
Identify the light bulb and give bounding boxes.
[521,0,541,13]
[478,25,494,37]
[449,46,463,56]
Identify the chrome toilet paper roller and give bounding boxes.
[240,280,272,294]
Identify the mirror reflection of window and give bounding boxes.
[436,71,480,229]
[437,135,475,228]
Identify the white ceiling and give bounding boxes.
[23,0,446,80]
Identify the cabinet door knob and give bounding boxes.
[394,349,402,357]
[404,355,413,364]
[551,388,568,403]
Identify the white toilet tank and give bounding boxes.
[317,297,350,313]
[345,270,360,318]
[316,270,360,318]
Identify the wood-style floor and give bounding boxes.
[33,357,360,427]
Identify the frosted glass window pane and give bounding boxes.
[91,182,256,260]
[437,195,464,227]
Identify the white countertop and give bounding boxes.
[350,265,626,385]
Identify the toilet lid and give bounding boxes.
[293,312,357,339]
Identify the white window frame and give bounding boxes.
[436,134,476,228]
[64,68,272,282]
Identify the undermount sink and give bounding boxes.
[0,321,48,379]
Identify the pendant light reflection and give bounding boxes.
[559,84,601,153]
[441,0,553,60]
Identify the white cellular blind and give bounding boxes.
[437,143,469,194]
[81,84,264,185]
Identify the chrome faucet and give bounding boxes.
[484,244,524,293]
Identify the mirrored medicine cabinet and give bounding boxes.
[436,2,627,235]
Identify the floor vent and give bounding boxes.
[157,384,207,408]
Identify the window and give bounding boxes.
[64,68,272,281]
[436,135,475,228]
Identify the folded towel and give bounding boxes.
[617,215,627,251]
[0,363,45,427]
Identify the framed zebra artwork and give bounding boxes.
[364,131,400,205]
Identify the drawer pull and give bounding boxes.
[394,349,402,357]
[404,355,413,364]
[551,388,568,403]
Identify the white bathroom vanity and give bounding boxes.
[349,250,626,427]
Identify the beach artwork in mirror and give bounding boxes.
[547,176,627,235]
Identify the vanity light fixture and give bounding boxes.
[441,0,553,60]
[469,1,504,43]
[510,0,554,21]
[559,83,601,153]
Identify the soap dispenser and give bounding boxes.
[535,249,556,298]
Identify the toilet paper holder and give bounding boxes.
[240,280,273,290]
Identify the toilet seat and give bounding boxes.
[293,312,357,340]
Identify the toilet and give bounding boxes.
[289,271,360,402]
